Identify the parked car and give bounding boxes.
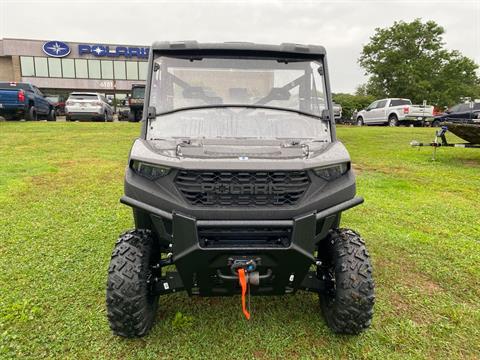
[432,101,480,126]
[0,82,56,121]
[45,94,66,116]
[356,98,434,126]
[65,92,114,121]
[128,84,145,122]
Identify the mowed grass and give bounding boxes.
[0,122,479,359]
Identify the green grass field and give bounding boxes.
[0,122,479,359]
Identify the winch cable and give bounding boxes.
[237,268,251,320]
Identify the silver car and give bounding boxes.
[65,92,113,121]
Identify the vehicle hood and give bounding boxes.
[129,138,351,170]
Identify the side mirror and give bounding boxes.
[147,106,156,119]
[321,109,330,121]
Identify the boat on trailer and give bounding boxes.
[445,122,480,144]
[411,122,480,159]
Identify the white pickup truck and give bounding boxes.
[356,98,434,126]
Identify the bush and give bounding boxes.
[332,93,375,120]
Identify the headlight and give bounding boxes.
[130,160,171,180]
[312,162,349,181]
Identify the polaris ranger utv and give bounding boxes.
[106,41,375,337]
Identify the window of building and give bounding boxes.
[75,59,88,78]
[62,59,75,78]
[138,62,148,80]
[88,60,101,79]
[20,56,35,76]
[34,57,49,77]
[115,93,127,101]
[114,61,126,80]
[101,60,114,79]
[19,56,149,80]
[126,61,138,80]
[48,58,62,78]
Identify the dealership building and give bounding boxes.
[0,38,148,101]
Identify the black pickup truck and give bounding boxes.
[0,82,56,121]
[432,101,480,126]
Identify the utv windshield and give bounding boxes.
[147,55,330,141]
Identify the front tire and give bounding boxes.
[318,229,375,334]
[106,229,160,337]
[356,117,364,126]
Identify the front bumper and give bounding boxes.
[121,195,363,296]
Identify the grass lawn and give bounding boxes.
[0,122,479,359]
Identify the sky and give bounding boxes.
[0,0,479,93]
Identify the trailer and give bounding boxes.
[411,123,480,160]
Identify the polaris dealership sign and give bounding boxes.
[78,44,149,58]
[42,41,149,59]
[42,41,71,58]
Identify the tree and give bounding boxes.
[332,93,375,120]
[358,19,480,107]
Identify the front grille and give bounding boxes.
[175,170,310,207]
[198,226,292,248]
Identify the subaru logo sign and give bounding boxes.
[42,41,71,58]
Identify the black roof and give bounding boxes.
[151,41,326,57]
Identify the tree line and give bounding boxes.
[333,19,480,120]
